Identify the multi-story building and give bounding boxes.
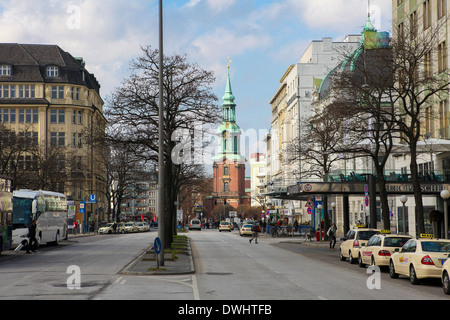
[266,36,361,223]
[392,0,450,236]
[249,153,266,207]
[0,43,106,225]
[120,169,158,222]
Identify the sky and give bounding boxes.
[0,0,393,162]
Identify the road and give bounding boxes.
[0,229,447,301]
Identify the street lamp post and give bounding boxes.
[400,195,407,235]
[158,0,165,267]
[440,190,449,239]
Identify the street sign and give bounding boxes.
[154,237,162,255]
[80,202,85,214]
[365,196,369,207]
[307,207,312,215]
[86,194,97,204]
[305,198,315,208]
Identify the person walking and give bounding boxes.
[327,223,337,249]
[26,220,37,254]
[249,223,259,244]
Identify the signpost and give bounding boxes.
[154,237,162,269]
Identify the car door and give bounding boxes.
[361,236,377,264]
[397,240,415,275]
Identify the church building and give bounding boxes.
[212,65,250,209]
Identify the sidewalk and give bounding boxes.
[120,236,195,276]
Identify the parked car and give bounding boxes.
[98,222,125,234]
[124,222,137,233]
[389,235,450,285]
[339,227,380,264]
[358,232,411,268]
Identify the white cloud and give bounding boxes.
[206,0,237,13]
[287,0,392,32]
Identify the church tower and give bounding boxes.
[212,64,249,208]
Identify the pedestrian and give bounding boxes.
[112,222,117,234]
[327,223,337,249]
[249,223,259,244]
[26,220,38,254]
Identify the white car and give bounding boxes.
[189,219,202,231]
[124,222,137,233]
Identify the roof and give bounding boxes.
[0,43,101,95]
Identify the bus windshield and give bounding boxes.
[12,197,33,226]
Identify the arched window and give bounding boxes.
[224,182,229,192]
[234,136,238,154]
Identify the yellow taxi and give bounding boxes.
[442,259,450,295]
[339,226,380,264]
[389,234,450,285]
[219,221,232,232]
[240,224,253,236]
[358,231,411,268]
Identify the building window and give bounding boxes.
[50,109,65,123]
[438,41,447,73]
[0,65,11,76]
[51,86,64,99]
[438,0,446,19]
[46,66,59,78]
[224,182,229,192]
[71,87,80,100]
[18,85,35,98]
[223,166,229,175]
[423,0,431,30]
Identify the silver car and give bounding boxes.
[189,219,202,231]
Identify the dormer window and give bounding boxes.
[0,65,11,76]
[46,66,59,77]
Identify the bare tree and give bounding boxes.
[106,46,219,248]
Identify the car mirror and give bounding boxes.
[394,248,400,253]
[341,237,347,241]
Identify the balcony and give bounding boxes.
[324,170,450,183]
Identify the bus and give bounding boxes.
[12,190,68,248]
[0,176,13,255]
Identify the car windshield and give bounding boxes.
[421,241,450,252]
[221,222,229,225]
[357,231,379,240]
[384,237,410,247]
[125,223,133,226]
[192,220,200,224]
[105,223,113,227]
[243,224,252,228]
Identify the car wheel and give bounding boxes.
[409,264,420,285]
[339,249,346,261]
[358,254,365,268]
[389,260,399,278]
[349,251,356,264]
[443,271,450,295]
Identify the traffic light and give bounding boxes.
[214,199,217,205]
[224,199,227,205]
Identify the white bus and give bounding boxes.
[12,190,68,248]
